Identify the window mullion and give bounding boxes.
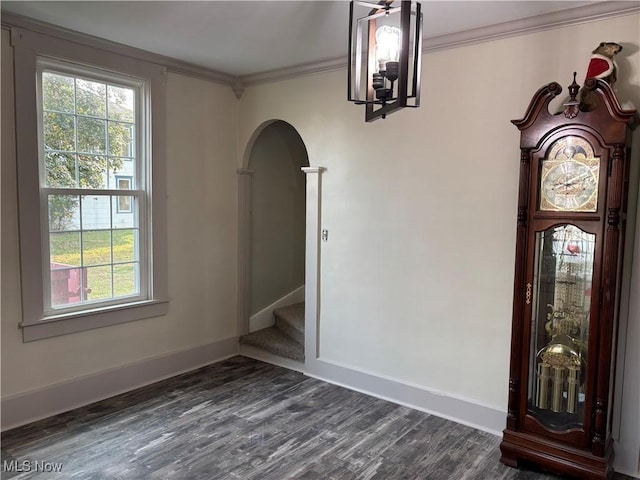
[73,78,80,188]
[79,194,86,302]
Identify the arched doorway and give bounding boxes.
[238,121,309,367]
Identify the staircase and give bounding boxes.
[240,302,304,363]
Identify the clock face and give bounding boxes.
[540,137,600,212]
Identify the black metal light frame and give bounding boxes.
[348,0,422,122]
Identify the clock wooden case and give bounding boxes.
[500,76,639,480]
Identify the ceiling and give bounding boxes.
[0,1,623,78]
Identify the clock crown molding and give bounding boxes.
[582,78,640,130]
[512,79,639,149]
[511,81,563,132]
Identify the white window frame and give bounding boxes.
[12,26,168,341]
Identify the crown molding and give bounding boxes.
[0,12,235,86]
[421,1,640,54]
[237,1,640,87]
[3,2,638,92]
[240,56,347,87]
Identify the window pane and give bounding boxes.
[44,112,75,151]
[45,152,77,188]
[117,178,131,190]
[113,195,136,227]
[76,78,106,117]
[109,122,134,157]
[82,230,112,266]
[113,159,135,186]
[117,195,132,214]
[78,155,107,189]
[51,266,84,307]
[86,265,113,300]
[113,229,136,263]
[77,117,106,154]
[114,263,138,297]
[48,194,80,232]
[108,85,134,122]
[81,195,111,230]
[42,72,74,113]
[50,231,81,266]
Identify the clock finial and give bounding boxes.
[563,72,580,119]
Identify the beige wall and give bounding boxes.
[1,29,239,395]
[238,13,640,475]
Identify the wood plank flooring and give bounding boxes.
[0,356,634,479]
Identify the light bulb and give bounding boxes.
[375,25,401,72]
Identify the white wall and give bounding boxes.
[1,28,239,399]
[239,13,640,476]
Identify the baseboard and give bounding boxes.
[1,336,239,431]
[613,439,640,478]
[305,357,506,437]
[249,285,305,332]
[239,343,305,373]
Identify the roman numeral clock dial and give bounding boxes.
[540,136,599,212]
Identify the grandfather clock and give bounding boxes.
[500,76,639,479]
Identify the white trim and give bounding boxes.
[239,344,305,373]
[249,285,305,332]
[302,166,325,364]
[241,57,346,87]
[236,168,254,336]
[0,337,239,431]
[306,357,506,436]
[21,299,169,342]
[421,1,639,54]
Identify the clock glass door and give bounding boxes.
[528,224,595,430]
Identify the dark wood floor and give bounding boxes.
[0,356,634,479]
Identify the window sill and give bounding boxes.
[20,299,169,342]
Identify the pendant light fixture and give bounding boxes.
[348,0,422,122]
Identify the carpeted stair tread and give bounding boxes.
[273,302,304,345]
[240,326,304,362]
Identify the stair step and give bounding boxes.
[239,326,304,362]
[274,302,304,345]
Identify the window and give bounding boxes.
[13,27,168,341]
[115,176,133,213]
[41,62,144,311]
